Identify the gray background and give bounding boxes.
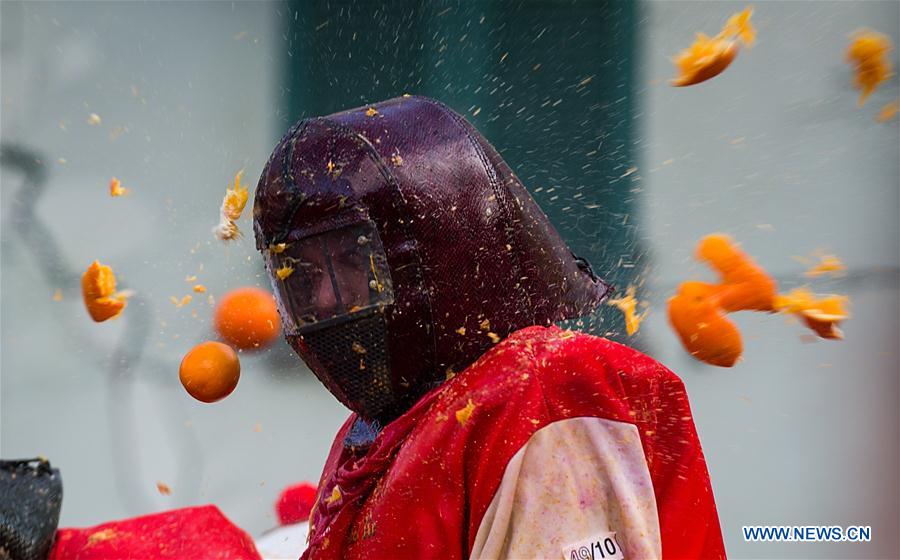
[1,2,898,558]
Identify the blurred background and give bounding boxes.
[1,1,897,558]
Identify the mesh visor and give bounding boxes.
[265,220,394,334]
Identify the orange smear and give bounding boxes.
[774,288,849,340]
[455,399,476,426]
[324,486,342,505]
[804,253,846,277]
[81,260,128,322]
[671,7,755,87]
[847,30,894,106]
[607,286,649,336]
[877,99,899,122]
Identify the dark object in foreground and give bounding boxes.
[0,459,62,560]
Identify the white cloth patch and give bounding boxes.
[563,531,625,560]
[470,416,661,559]
[254,521,309,559]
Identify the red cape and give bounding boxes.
[304,326,725,559]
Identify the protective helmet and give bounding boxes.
[254,96,610,423]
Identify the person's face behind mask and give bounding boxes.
[265,220,399,420]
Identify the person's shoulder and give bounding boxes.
[413,325,689,441]
[499,326,688,416]
[504,325,683,387]
[413,326,551,431]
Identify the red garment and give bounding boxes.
[303,326,725,559]
[49,505,260,559]
[277,482,319,525]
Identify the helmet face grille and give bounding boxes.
[291,311,396,420]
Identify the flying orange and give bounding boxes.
[179,341,240,403]
[214,287,281,350]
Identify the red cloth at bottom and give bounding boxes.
[49,505,261,560]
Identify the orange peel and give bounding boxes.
[847,30,894,106]
[774,288,849,340]
[109,177,129,197]
[81,260,129,322]
[803,253,846,278]
[671,7,755,87]
[607,286,649,336]
[213,170,250,241]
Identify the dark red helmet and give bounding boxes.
[254,96,610,422]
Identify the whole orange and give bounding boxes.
[214,287,281,350]
[179,341,241,403]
